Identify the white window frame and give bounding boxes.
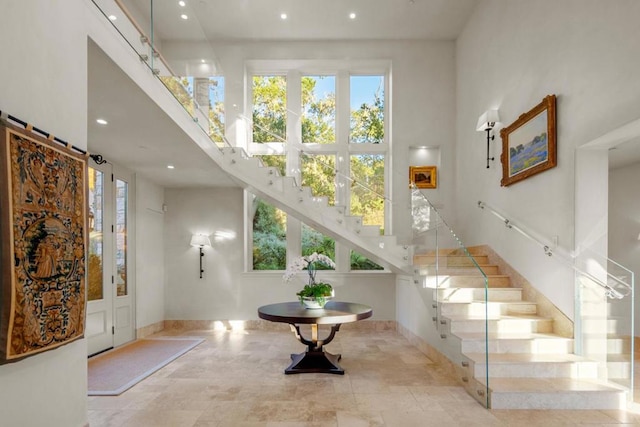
[245,60,391,272]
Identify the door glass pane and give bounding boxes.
[116,179,128,296]
[88,167,104,301]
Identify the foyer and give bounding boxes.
[2,1,640,426]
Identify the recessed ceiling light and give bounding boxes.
[167,164,175,169]
[201,59,206,63]
[280,13,287,20]
[96,118,108,125]
[181,14,188,20]
[178,0,186,6]
[108,15,117,21]
[349,12,356,19]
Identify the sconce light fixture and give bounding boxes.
[476,109,500,168]
[190,234,211,278]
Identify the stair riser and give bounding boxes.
[415,247,486,256]
[413,255,489,266]
[472,362,598,379]
[489,390,626,410]
[440,302,537,317]
[582,338,632,355]
[436,288,523,302]
[607,338,632,354]
[607,361,632,379]
[450,319,553,334]
[581,318,624,335]
[461,339,574,354]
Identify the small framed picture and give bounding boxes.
[410,166,437,189]
[500,94,557,187]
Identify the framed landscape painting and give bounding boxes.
[500,94,557,187]
[410,165,437,189]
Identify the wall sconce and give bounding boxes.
[476,109,500,168]
[190,234,211,279]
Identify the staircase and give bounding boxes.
[218,147,411,273]
[414,247,628,409]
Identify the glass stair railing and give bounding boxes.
[478,200,634,401]
[412,187,490,407]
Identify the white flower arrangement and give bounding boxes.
[283,252,336,284]
[283,253,336,307]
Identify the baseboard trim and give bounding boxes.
[164,319,396,332]
[136,320,166,339]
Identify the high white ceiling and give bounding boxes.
[130,0,479,42]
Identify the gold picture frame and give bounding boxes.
[410,165,437,189]
[500,94,557,187]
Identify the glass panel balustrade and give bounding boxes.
[478,200,634,403]
[413,188,490,407]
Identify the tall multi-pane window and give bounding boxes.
[350,75,385,144]
[159,75,225,143]
[252,198,287,270]
[302,75,335,144]
[253,75,287,143]
[301,154,336,205]
[302,223,336,264]
[257,155,286,177]
[249,66,388,271]
[350,154,385,229]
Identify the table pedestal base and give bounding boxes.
[285,350,344,375]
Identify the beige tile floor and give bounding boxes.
[88,328,640,426]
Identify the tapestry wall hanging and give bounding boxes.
[0,120,87,364]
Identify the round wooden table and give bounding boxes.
[257,301,373,375]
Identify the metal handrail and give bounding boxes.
[477,200,632,299]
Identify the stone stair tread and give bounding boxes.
[476,377,626,393]
[454,331,571,341]
[444,313,552,321]
[464,352,593,364]
[442,300,534,305]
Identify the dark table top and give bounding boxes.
[257,301,373,325]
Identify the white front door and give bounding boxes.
[86,161,135,355]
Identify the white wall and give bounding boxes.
[164,188,396,321]
[455,0,640,320]
[609,162,640,336]
[163,40,457,244]
[135,175,166,329]
[0,1,89,426]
